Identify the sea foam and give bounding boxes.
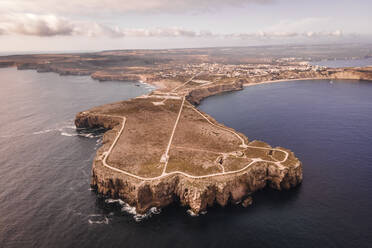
[105,198,161,222]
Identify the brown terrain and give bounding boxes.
[1,47,372,215]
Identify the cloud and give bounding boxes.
[8,14,75,36]
[95,26,199,38]
[266,17,332,33]
[224,31,298,39]
[72,23,204,38]
[0,13,346,41]
[304,30,343,38]
[0,14,205,38]
[1,0,274,15]
[226,31,344,40]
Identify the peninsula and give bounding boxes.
[1,46,371,215]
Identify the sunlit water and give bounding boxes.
[1,68,372,247]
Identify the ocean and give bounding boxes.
[1,67,371,247]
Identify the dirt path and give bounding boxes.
[97,100,290,181]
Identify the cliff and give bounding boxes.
[91,71,143,82]
[88,156,302,215]
[186,80,244,105]
[75,96,302,215]
[0,61,15,68]
[328,68,372,81]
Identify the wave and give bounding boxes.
[61,130,103,139]
[105,198,125,205]
[34,121,77,136]
[138,81,156,91]
[1,128,59,138]
[1,123,103,140]
[105,198,161,222]
[31,121,103,139]
[60,132,98,138]
[32,129,57,135]
[134,207,162,222]
[187,210,207,217]
[88,214,110,225]
[61,132,77,137]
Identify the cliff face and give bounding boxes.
[0,61,15,68]
[328,68,372,81]
[91,71,143,82]
[15,62,93,76]
[89,160,302,215]
[186,80,244,105]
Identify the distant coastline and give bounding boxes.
[243,78,327,87]
[310,57,372,68]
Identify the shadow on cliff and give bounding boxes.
[91,184,302,225]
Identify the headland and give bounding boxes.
[1,46,371,215]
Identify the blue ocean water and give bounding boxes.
[0,68,371,247]
[199,79,372,247]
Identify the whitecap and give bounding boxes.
[60,131,101,138]
[65,125,77,129]
[3,127,59,137]
[105,198,161,222]
[88,214,103,217]
[61,132,78,137]
[121,203,138,215]
[187,209,207,217]
[133,207,161,222]
[105,198,125,205]
[88,216,109,225]
[32,129,57,135]
[187,209,198,217]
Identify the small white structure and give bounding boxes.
[160,154,169,163]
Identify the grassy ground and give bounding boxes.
[90,97,294,178]
[166,148,221,176]
[223,157,252,172]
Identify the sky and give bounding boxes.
[0,0,371,52]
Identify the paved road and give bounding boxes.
[160,96,186,175]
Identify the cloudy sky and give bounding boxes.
[0,0,371,52]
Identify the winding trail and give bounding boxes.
[97,95,290,182]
